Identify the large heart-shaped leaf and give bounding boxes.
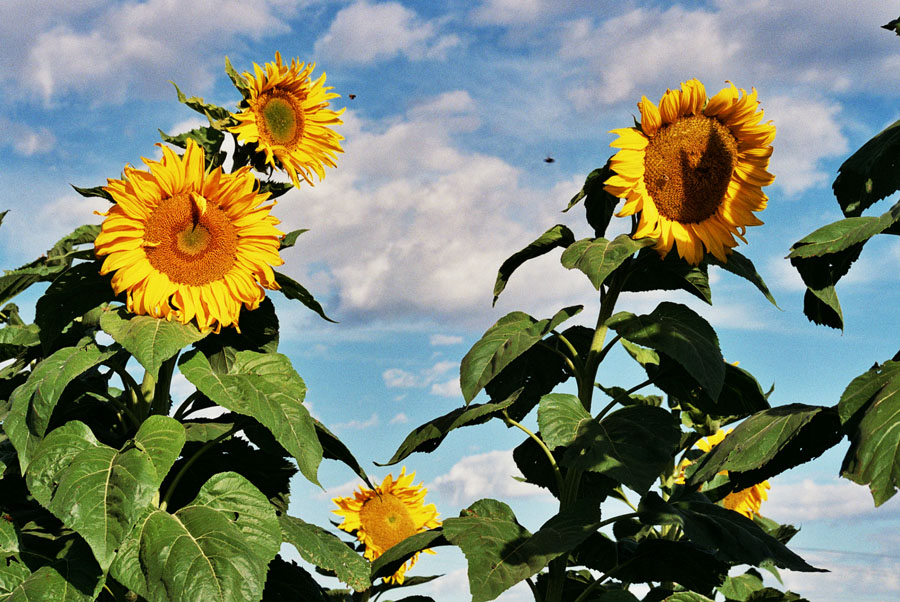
[561,234,654,290]
[111,472,279,602]
[179,349,323,486]
[25,417,185,571]
[100,307,208,377]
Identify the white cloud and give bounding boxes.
[470,0,547,26]
[382,360,457,390]
[430,334,463,346]
[332,412,380,431]
[430,378,461,398]
[389,412,409,424]
[430,449,551,506]
[0,118,56,156]
[16,0,293,104]
[765,95,848,196]
[764,476,899,523]
[314,1,460,64]
[780,549,900,602]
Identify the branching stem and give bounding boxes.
[502,410,565,497]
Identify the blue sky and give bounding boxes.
[4,1,900,600]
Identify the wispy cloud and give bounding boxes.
[430,449,552,507]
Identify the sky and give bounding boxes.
[3,1,900,600]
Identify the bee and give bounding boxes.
[348,94,357,100]
[543,156,555,164]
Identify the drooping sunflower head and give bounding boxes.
[94,138,284,332]
[605,79,776,265]
[229,51,344,188]
[333,468,441,585]
[676,428,770,519]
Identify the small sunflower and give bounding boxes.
[94,138,284,332]
[677,429,770,519]
[229,52,344,187]
[333,469,441,585]
[605,79,776,265]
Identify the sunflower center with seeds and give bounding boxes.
[358,493,417,551]
[643,114,739,223]
[143,193,239,286]
[259,92,303,146]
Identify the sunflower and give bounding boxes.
[94,138,284,332]
[333,469,441,585]
[604,79,775,265]
[229,52,344,187]
[677,429,770,519]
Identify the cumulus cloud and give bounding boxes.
[332,412,380,431]
[314,1,460,64]
[0,118,57,156]
[382,360,456,390]
[430,378,461,398]
[470,0,547,26]
[12,0,293,104]
[389,412,409,424]
[430,334,464,346]
[430,449,551,506]
[764,476,899,523]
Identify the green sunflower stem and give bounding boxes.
[502,410,565,497]
[151,354,179,416]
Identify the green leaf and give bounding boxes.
[25,418,184,571]
[561,235,654,290]
[5,537,103,602]
[0,324,40,360]
[369,529,448,583]
[171,82,232,123]
[718,571,765,601]
[258,180,294,200]
[5,342,117,471]
[686,404,842,492]
[0,555,30,598]
[620,248,712,305]
[179,349,323,486]
[443,499,602,602]
[279,229,309,250]
[538,396,680,494]
[607,302,725,399]
[0,521,18,557]
[493,224,575,304]
[832,117,900,217]
[460,306,582,403]
[224,56,250,94]
[111,472,279,602]
[158,127,226,169]
[707,250,778,308]
[70,184,114,202]
[261,557,330,602]
[100,307,208,377]
[274,271,336,323]
[787,202,900,258]
[663,593,715,602]
[379,398,515,466]
[838,360,900,505]
[279,514,371,591]
[639,492,821,572]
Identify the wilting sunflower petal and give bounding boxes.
[94,138,284,332]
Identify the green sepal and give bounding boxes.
[70,184,114,202]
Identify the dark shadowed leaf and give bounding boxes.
[564,163,622,238]
[179,349,323,486]
[460,306,582,403]
[100,307,208,376]
[5,538,103,602]
[370,529,448,583]
[379,398,515,466]
[561,235,654,290]
[261,556,331,602]
[607,302,725,399]
[35,262,118,351]
[707,250,778,307]
[832,117,900,217]
[493,224,575,304]
[686,404,842,492]
[620,248,712,304]
[615,539,729,593]
[279,514,371,591]
[639,493,821,572]
[316,420,372,487]
[111,472,279,602]
[274,271,336,323]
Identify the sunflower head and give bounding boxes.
[333,468,441,585]
[605,79,775,265]
[229,52,344,188]
[676,428,770,519]
[94,138,284,332]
